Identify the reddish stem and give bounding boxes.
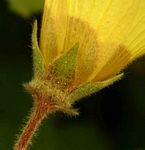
[14,98,53,150]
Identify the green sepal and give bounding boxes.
[32,20,44,78]
[51,44,79,84]
[66,73,123,104]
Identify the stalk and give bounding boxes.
[14,97,53,150]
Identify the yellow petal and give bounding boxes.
[90,44,131,81]
[40,0,99,83]
[88,0,145,81]
[40,0,69,65]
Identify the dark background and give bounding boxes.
[0,0,145,149]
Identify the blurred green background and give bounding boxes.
[1,0,145,150]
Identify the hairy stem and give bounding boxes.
[14,98,54,150]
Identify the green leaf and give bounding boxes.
[51,44,79,84]
[66,73,123,104]
[32,20,44,78]
[7,0,44,18]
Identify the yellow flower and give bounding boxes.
[40,0,145,86]
[27,0,145,111]
[14,1,145,149]
[28,0,145,111]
